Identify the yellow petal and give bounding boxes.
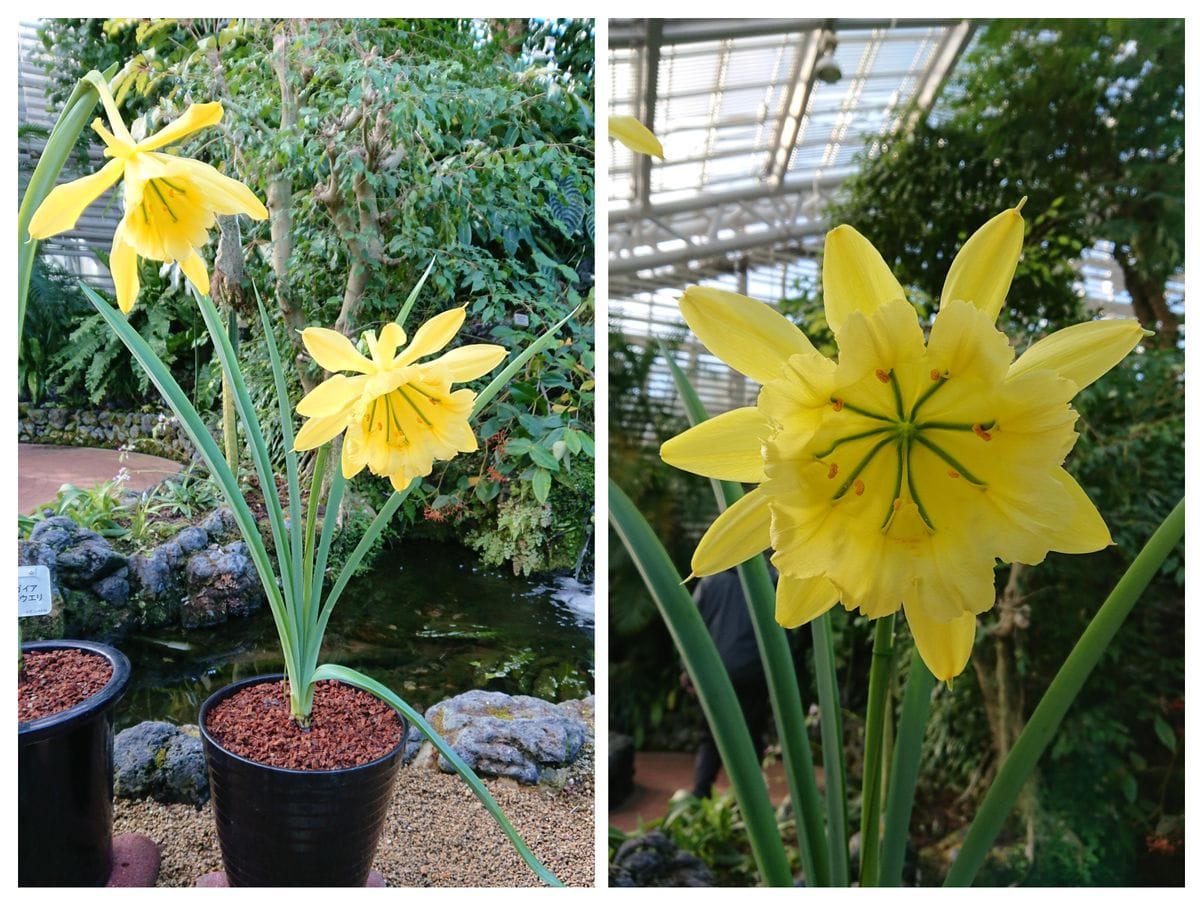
[302,328,375,374]
[1040,468,1113,554]
[691,486,771,578]
[660,406,770,483]
[293,412,349,451]
[608,115,663,159]
[136,102,223,153]
[152,154,268,219]
[376,322,408,363]
[941,202,1025,322]
[109,224,140,315]
[822,224,907,334]
[680,286,817,385]
[775,576,839,628]
[925,300,1014,385]
[1007,318,1148,394]
[179,250,210,296]
[27,158,125,239]
[393,307,466,367]
[904,603,976,682]
[296,374,366,418]
[436,344,508,382]
[341,428,368,479]
[390,472,414,492]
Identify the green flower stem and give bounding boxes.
[221,307,239,470]
[813,612,850,886]
[945,496,1185,887]
[859,613,896,886]
[17,65,117,343]
[610,480,793,887]
[664,348,830,886]
[878,650,935,886]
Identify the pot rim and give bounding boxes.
[18,639,131,743]
[199,673,408,776]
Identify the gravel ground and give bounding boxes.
[114,747,595,887]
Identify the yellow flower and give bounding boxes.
[609,115,664,159]
[27,86,267,313]
[660,203,1148,681]
[293,308,507,492]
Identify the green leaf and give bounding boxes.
[528,444,559,471]
[532,468,551,503]
[1153,714,1177,753]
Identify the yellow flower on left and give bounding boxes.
[293,308,507,493]
[27,86,268,313]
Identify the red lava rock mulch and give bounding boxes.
[204,679,404,770]
[18,649,113,723]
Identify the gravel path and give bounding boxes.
[115,750,594,887]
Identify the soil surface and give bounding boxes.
[18,648,113,723]
[205,680,404,770]
[114,746,596,887]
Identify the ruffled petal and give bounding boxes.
[904,603,976,682]
[690,486,772,578]
[940,202,1025,322]
[436,344,508,382]
[775,575,840,628]
[1007,318,1148,394]
[608,115,664,158]
[302,328,375,375]
[135,102,223,153]
[27,158,125,239]
[660,406,770,483]
[822,224,907,334]
[680,286,817,385]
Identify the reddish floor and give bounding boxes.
[19,444,183,514]
[610,751,797,834]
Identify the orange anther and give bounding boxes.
[875,368,890,384]
[972,424,992,442]
[854,479,865,496]
[832,397,844,412]
[892,498,903,511]
[930,369,942,381]
[827,463,839,479]
[948,469,961,479]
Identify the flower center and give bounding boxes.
[818,367,993,535]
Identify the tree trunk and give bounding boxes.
[1114,244,1177,350]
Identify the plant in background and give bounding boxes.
[19,474,135,540]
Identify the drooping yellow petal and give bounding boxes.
[660,406,770,483]
[680,287,817,385]
[1007,318,1149,394]
[294,412,350,451]
[109,224,140,314]
[904,603,976,682]
[940,201,1025,322]
[27,158,125,239]
[302,328,375,375]
[608,115,663,158]
[135,102,224,153]
[436,344,508,382]
[296,374,368,418]
[154,155,268,220]
[690,486,772,578]
[775,575,840,628]
[179,250,210,296]
[822,224,907,334]
[393,306,466,367]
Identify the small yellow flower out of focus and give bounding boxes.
[27,83,268,313]
[293,308,507,492]
[609,115,664,159]
[660,202,1149,681]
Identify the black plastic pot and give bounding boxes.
[199,673,407,887]
[18,639,131,887]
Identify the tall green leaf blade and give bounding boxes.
[396,257,436,329]
[471,305,580,420]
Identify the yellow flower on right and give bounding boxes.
[660,202,1149,681]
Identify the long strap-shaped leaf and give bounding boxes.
[472,304,581,419]
[311,664,564,887]
[813,611,850,885]
[80,284,299,686]
[663,348,830,886]
[609,480,793,886]
[945,497,1184,886]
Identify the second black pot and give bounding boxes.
[199,674,407,887]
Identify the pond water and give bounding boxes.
[114,539,594,731]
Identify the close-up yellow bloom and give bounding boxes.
[660,203,1148,681]
[609,115,664,159]
[27,86,267,313]
[293,308,507,492]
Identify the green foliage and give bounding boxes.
[20,475,135,540]
[19,258,91,403]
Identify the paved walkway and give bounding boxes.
[19,444,183,514]
[610,751,797,834]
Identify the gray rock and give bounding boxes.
[200,507,241,543]
[181,544,263,628]
[48,527,127,587]
[28,515,80,551]
[162,526,209,568]
[92,567,130,607]
[609,830,714,887]
[114,721,209,806]
[419,689,591,784]
[128,548,172,600]
[18,538,57,571]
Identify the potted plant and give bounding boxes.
[25,70,570,887]
[18,639,131,887]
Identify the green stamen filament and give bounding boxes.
[396,387,433,426]
[837,400,895,422]
[907,374,949,421]
[833,435,896,501]
[148,181,179,222]
[157,177,187,194]
[918,420,996,433]
[913,435,987,487]
[889,370,905,419]
[906,437,937,531]
[813,425,896,460]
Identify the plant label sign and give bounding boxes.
[18,566,53,617]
